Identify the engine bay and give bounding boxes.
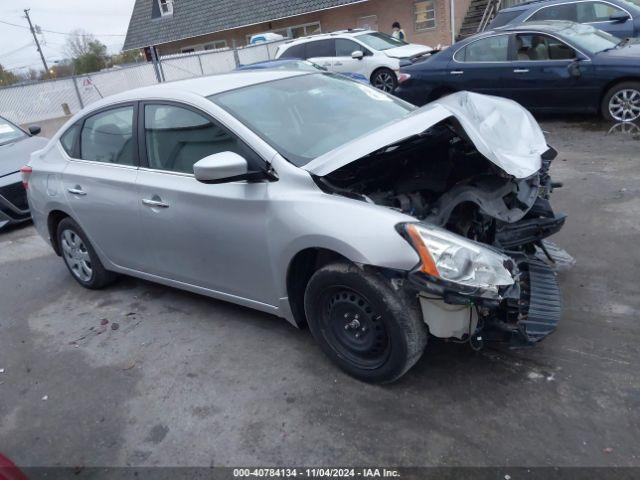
[318,118,565,252]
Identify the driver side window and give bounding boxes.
[515,34,576,61]
[336,39,362,56]
[144,104,261,174]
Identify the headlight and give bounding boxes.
[400,223,514,290]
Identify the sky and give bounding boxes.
[0,0,136,74]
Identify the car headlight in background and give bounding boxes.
[400,223,514,291]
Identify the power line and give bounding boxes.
[0,19,126,36]
[0,42,34,59]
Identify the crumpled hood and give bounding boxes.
[383,43,433,59]
[303,91,547,179]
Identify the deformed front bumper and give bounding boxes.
[407,255,562,347]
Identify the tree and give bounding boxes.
[110,49,143,66]
[65,30,108,74]
[0,64,20,86]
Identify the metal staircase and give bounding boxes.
[458,0,503,39]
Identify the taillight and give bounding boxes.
[397,73,411,84]
[20,166,32,190]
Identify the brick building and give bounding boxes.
[123,0,473,55]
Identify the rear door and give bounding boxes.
[446,34,512,95]
[61,103,146,270]
[304,39,336,70]
[135,101,277,304]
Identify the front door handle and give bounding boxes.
[67,187,86,196]
[513,68,530,73]
[334,62,343,66]
[450,70,464,75]
[142,198,169,208]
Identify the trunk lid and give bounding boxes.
[302,91,547,179]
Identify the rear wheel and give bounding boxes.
[57,217,117,289]
[602,81,640,123]
[304,262,427,383]
[371,68,398,93]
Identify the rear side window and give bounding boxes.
[60,124,79,156]
[144,104,262,174]
[528,4,577,21]
[456,35,509,62]
[306,39,335,58]
[280,43,306,59]
[489,10,524,28]
[80,106,135,165]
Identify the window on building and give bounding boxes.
[204,40,227,50]
[415,0,436,31]
[291,22,322,38]
[158,0,173,16]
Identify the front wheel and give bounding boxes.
[371,68,398,93]
[304,262,427,383]
[602,81,640,123]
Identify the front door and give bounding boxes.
[62,103,146,270]
[333,39,370,77]
[135,102,277,304]
[576,1,636,38]
[502,33,595,112]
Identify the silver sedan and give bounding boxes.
[25,70,566,383]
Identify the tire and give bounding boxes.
[57,217,117,289]
[601,81,640,123]
[304,262,427,383]
[371,68,398,93]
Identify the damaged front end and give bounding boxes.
[309,92,569,347]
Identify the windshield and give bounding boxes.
[0,117,27,146]
[355,32,408,50]
[210,74,413,167]
[557,23,620,53]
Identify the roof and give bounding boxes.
[278,29,374,45]
[123,0,369,50]
[493,19,583,32]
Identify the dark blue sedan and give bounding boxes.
[490,0,640,39]
[395,21,640,122]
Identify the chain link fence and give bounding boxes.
[0,40,287,126]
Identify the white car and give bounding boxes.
[275,29,432,92]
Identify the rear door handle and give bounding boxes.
[67,187,86,196]
[450,70,464,75]
[142,198,169,208]
[513,68,530,73]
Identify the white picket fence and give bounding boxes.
[0,40,286,125]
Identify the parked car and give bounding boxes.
[0,116,47,230]
[236,58,370,84]
[489,0,640,39]
[275,29,432,92]
[396,21,640,122]
[25,71,566,383]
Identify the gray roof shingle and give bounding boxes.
[123,0,368,50]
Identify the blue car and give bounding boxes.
[237,59,370,85]
[490,0,640,39]
[395,21,640,122]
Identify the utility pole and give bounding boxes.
[23,9,50,76]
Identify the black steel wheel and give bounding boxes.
[304,262,427,383]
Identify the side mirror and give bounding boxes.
[610,11,630,23]
[351,50,364,60]
[194,152,248,184]
[28,125,41,136]
[568,60,581,78]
